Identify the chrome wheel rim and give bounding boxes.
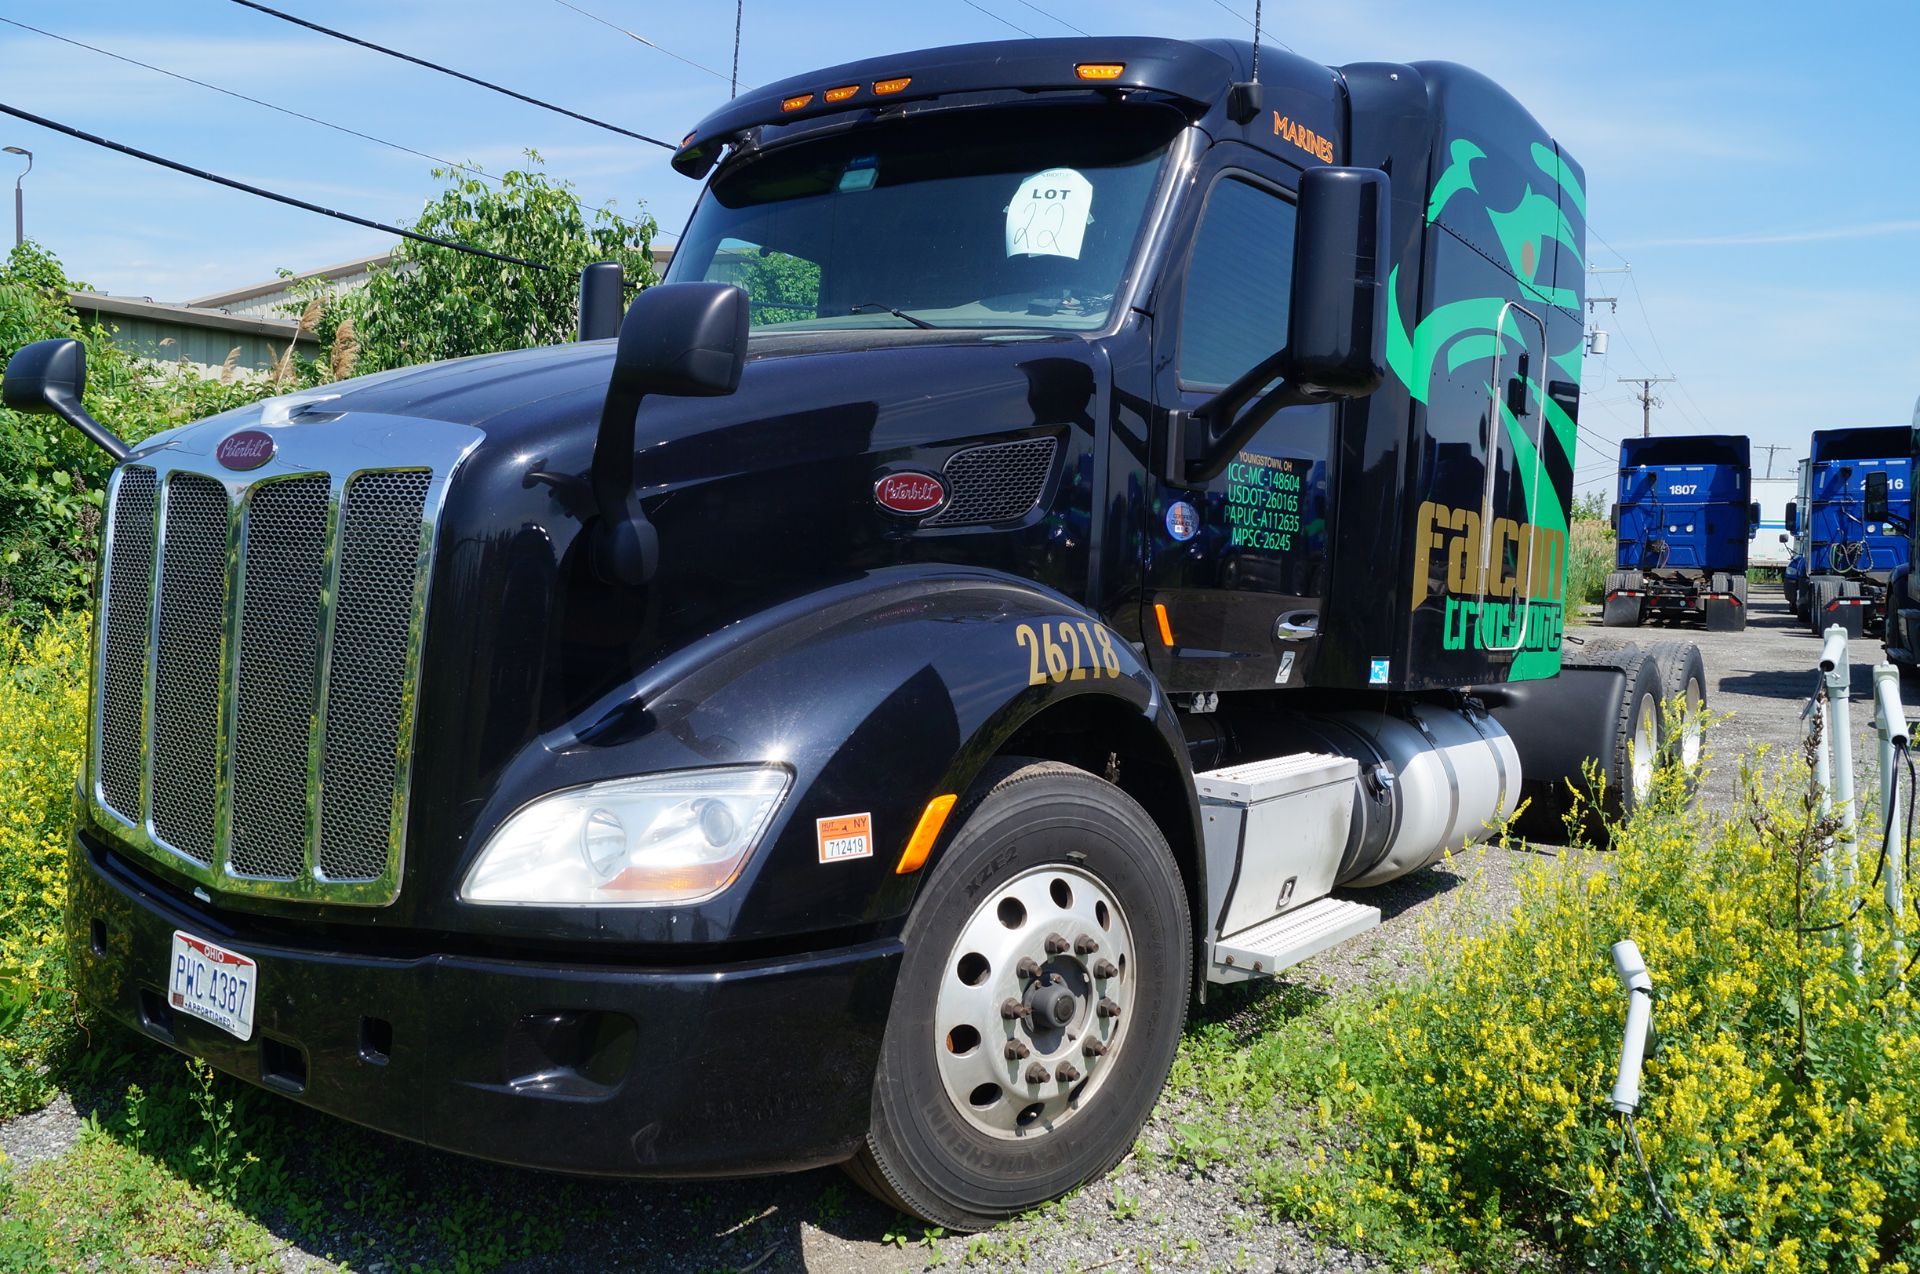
[932,863,1134,1140]
[1630,694,1658,805]
[1679,680,1703,770]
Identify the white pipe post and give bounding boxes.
[1875,664,1909,965]
[1610,940,1653,1115]
[1823,629,1858,959]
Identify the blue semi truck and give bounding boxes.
[1604,435,1758,631]
[1784,425,1912,638]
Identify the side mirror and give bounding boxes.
[2,338,129,460]
[1169,166,1390,483]
[577,261,625,342]
[1865,471,1890,522]
[591,282,750,585]
[1785,500,1798,534]
[1750,501,1762,528]
[1285,166,1391,398]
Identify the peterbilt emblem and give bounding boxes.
[215,430,276,471]
[874,471,947,516]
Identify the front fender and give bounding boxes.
[441,566,1192,949]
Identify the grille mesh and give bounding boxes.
[318,471,430,882]
[99,469,157,824]
[229,476,330,878]
[150,473,232,864]
[924,437,1059,527]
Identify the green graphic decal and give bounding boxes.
[1395,129,1587,682]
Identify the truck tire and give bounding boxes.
[847,759,1191,1231]
[1557,642,1666,833]
[1787,580,1808,620]
[1648,641,1707,781]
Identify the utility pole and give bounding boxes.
[1617,375,1675,438]
[1757,443,1790,479]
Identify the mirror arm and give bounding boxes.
[1176,346,1324,485]
[46,387,130,462]
[589,381,660,586]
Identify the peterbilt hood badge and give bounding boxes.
[215,429,276,471]
[874,471,947,516]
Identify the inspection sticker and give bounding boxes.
[1369,658,1391,685]
[817,813,874,863]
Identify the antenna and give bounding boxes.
[1226,0,1265,121]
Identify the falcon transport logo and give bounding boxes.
[215,430,276,471]
[874,471,947,516]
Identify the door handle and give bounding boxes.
[1274,611,1318,641]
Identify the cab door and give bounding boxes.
[1473,301,1551,653]
[1142,146,1336,693]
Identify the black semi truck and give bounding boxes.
[5,36,1700,1229]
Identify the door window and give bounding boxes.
[1178,177,1297,389]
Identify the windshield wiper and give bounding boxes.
[848,302,940,330]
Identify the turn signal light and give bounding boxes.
[1154,603,1176,647]
[872,76,912,95]
[1075,63,1126,80]
[824,83,860,103]
[896,794,959,875]
[781,93,813,112]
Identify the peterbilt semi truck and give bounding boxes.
[1784,426,1912,638]
[1603,434,1757,631]
[4,37,1701,1229]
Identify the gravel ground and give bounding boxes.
[1,584,1870,1273]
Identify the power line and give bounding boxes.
[1202,0,1296,54]
[0,16,488,185]
[0,16,652,232]
[549,0,742,86]
[225,0,675,149]
[961,0,1037,38]
[0,101,553,271]
[1011,0,1090,35]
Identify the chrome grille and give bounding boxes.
[98,468,156,824]
[89,417,473,907]
[229,475,329,879]
[924,436,1059,527]
[318,472,431,882]
[150,473,231,864]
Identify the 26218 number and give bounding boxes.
[1015,621,1123,686]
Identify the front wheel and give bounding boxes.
[846,760,1191,1231]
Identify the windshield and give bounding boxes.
[664,105,1185,332]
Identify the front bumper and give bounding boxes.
[68,833,902,1178]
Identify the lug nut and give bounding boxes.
[1024,1062,1050,1084]
[1044,932,1070,955]
[1055,1062,1081,1083]
[1004,1038,1031,1060]
[1001,997,1032,1021]
[1082,1037,1109,1058]
[1016,956,1043,980]
[1092,958,1119,979]
[1097,997,1122,1019]
[1074,933,1099,955]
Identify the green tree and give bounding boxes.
[315,154,658,375]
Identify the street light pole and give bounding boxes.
[3,147,32,249]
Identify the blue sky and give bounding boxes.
[2,0,1916,490]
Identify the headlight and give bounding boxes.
[460,766,792,906]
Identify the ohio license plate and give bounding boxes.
[167,930,257,1042]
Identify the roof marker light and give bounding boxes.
[1075,63,1126,80]
[872,76,912,95]
[679,130,696,148]
[824,84,860,103]
[781,93,813,112]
